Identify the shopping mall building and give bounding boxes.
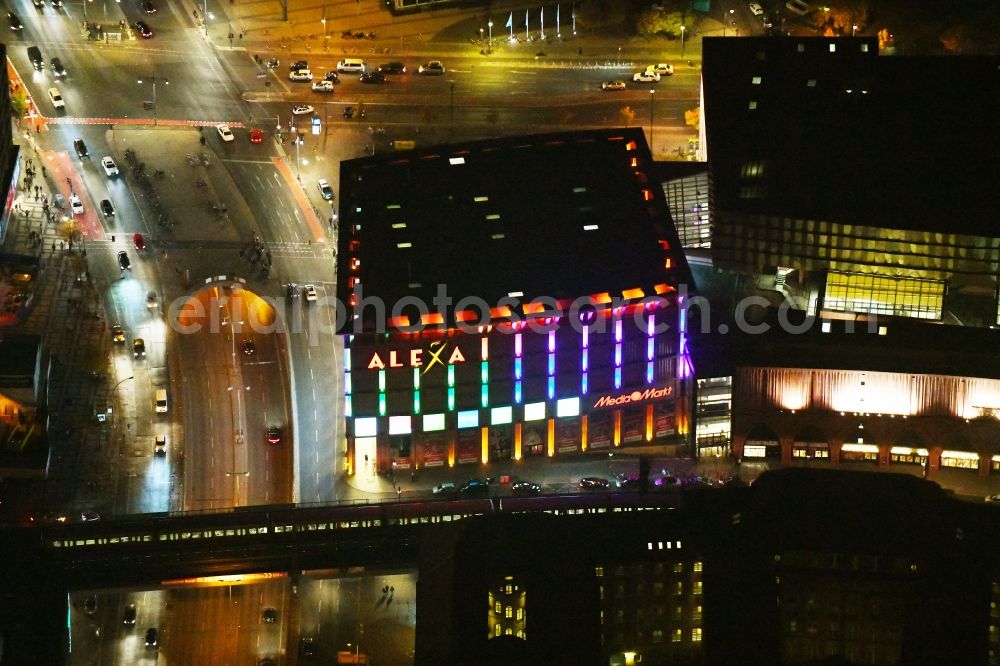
[335,129,693,473]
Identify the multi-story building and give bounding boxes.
[336,129,695,474]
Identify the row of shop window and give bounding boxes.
[741,443,995,470]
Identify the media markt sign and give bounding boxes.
[592,386,673,410]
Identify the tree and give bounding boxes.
[57,219,80,245]
[635,8,688,38]
[619,106,636,127]
[10,88,27,118]
[811,1,869,35]
[685,108,700,130]
[576,0,644,31]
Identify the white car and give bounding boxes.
[101,156,119,177]
[749,1,764,15]
[602,80,626,91]
[311,80,334,93]
[633,71,661,83]
[69,194,84,214]
[154,434,166,456]
[291,105,314,116]
[289,69,313,82]
[303,284,318,301]
[987,494,1000,504]
[418,60,445,75]
[317,178,333,200]
[217,125,234,142]
[648,63,674,76]
[785,0,810,15]
[47,87,65,109]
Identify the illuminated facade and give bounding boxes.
[337,129,694,473]
[700,38,1000,326]
[488,575,526,641]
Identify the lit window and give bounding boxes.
[821,321,831,333]
[595,566,604,577]
[807,79,817,88]
[751,76,762,85]
[556,397,580,417]
[674,563,683,573]
[449,157,465,165]
[491,406,513,425]
[694,581,703,595]
[692,627,703,642]
[878,326,887,336]
[354,417,377,437]
[861,43,869,52]
[694,561,703,573]
[457,410,479,429]
[524,402,546,421]
[388,415,411,435]
[749,100,758,110]
[672,628,683,642]
[516,608,523,620]
[396,242,412,249]
[829,43,837,52]
[422,413,445,432]
[505,606,513,618]
[495,624,501,636]
[495,601,501,613]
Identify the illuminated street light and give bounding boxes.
[488,20,493,54]
[649,89,655,158]
[137,77,168,126]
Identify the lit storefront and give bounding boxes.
[344,298,690,473]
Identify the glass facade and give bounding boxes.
[662,172,712,249]
[824,271,944,320]
[696,376,732,457]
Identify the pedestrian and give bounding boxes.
[51,242,55,253]
[578,48,583,56]
[59,240,64,250]
[41,165,46,177]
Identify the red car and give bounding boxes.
[249,128,263,144]
[133,233,145,250]
[266,427,281,445]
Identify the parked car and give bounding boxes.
[511,481,541,494]
[311,80,334,93]
[323,70,340,82]
[81,510,101,522]
[460,479,489,495]
[289,69,313,82]
[432,482,456,495]
[418,60,445,75]
[317,178,333,200]
[139,0,156,13]
[748,1,764,15]
[580,476,610,489]
[289,60,308,71]
[359,71,386,84]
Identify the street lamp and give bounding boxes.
[680,25,686,57]
[649,89,655,158]
[726,8,734,36]
[852,23,858,36]
[321,6,326,40]
[137,77,168,126]
[487,20,493,54]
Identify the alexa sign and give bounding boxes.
[367,341,467,373]
[592,386,673,409]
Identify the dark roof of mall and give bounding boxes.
[336,129,691,328]
[701,37,1000,235]
[689,310,1000,381]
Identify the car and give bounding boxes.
[69,194,84,214]
[84,595,97,614]
[303,284,318,301]
[511,481,541,494]
[289,69,313,82]
[378,61,407,74]
[317,178,333,200]
[311,80,334,93]
[648,63,674,76]
[146,291,157,310]
[633,71,661,83]
[267,426,281,445]
[432,482,456,495]
[48,87,65,109]
[50,0,63,7]
[580,476,610,489]
[217,125,235,142]
[100,199,115,218]
[653,475,681,489]
[602,80,626,91]
[359,71,386,84]
[133,233,145,250]
[418,60,445,75]
[8,12,23,30]
[74,138,89,159]
[249,128,264,144]
[986,494,1000,503]
[154,434,166,455]
[139,0,156,13]
[133,338,145,358]
[616,475,641,489]
[101,156,119,176]
[785,0,810,15]
[242,339,256,355]
[300,637,316,657]
[289,60,308,71]
[111,324,125,343]
[460,479,489,495]
[122,604,137,625]
[51,58,67,77]
[323,70,340,82]
[134,21,153,37]
[287,282,299,298]
[262,608,277,624]
[748,1,764,15]
[32,0,44,9]
[118,251,131,272]
[144,627,158,647]
[81,510,101,521]
[291,105,314,116]
[260,659,276,666]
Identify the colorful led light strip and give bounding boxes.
[481,336,489,408]
[447,365,456,411]
[378,369,386,416]
[646,312,655,384]
[678,296,693,378]
[614,318,623,389]
[412,368,421,415]
[514,332,523,404]
[547,330,556,399]
[580,324,589,394]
